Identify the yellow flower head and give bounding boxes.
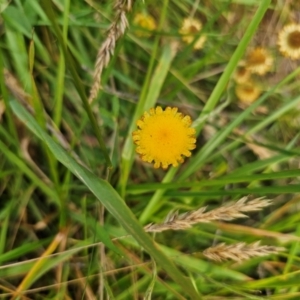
[278,23,300,60]
[235,82,261,105]
[133,13,156,37]
[233,61,251,84]
[245,47,273,75]
[179,18,206,50]
[132,106,196,169]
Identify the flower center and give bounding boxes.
[287,30,300,49]
[189,25,199,34]
[237,66,247,76]
[248,51,266,65]
[243,86,254,94]
[155,128,173,144]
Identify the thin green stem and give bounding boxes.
[0,52,19,144]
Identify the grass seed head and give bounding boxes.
[145,197,272,232]
[203,241,285,262]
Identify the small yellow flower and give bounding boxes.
[235,82,261,105]
[133,13,156,37]
[233,61,251,84]
[245,47,273,75]
[278,23,300,60]
[179,18,206,50]
[132,106,196,169]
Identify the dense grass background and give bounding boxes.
[1,0,300,299]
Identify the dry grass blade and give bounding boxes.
[144,196,272,232]
[203,241,285,262]
[88,0,132,103]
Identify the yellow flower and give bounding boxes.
[132,106,196,169]
[133,13,156,37]
[278,23,300,60]
[179,18,206,50]
[245,47,273,75]
[233,61,251,84]
[235,82,261,105]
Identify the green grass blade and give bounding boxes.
[10,100,201,300]
[53,0,70,127]
[0,54,18,142]
[40,0,112,169]
[127,169,300,193]
[0,140,59,204]
[165,185,300,197]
